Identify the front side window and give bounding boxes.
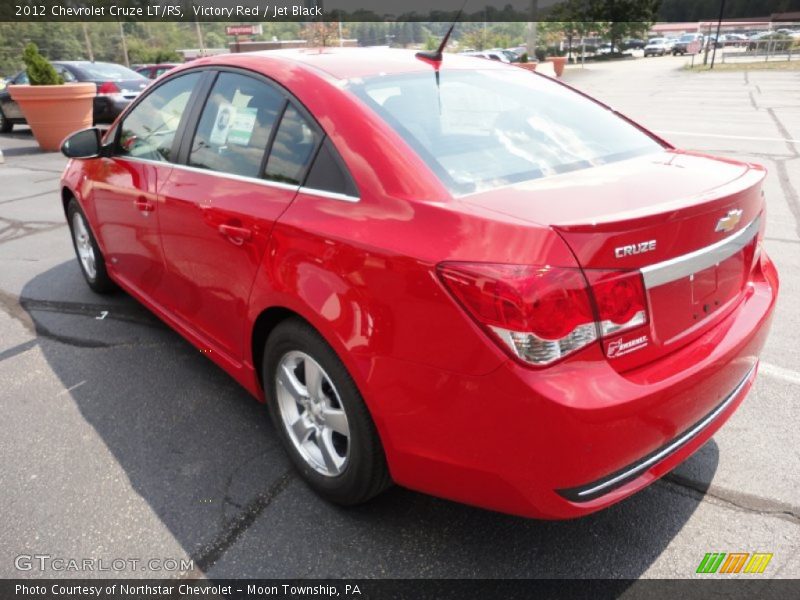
[348,69,664,195]
[189,72,285,179]
[117,72,201,162]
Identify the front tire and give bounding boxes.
[264,318,391,505]
[67,198,115,294]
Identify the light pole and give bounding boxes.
[710,0,726,69]
[527,0,539,55]
[118,20,129,67]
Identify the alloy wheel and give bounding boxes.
[275,350,350,477]
[72,212,97,280]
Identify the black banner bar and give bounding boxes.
[2,0,797,23]
[2,579,799,600]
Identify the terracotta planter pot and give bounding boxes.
[547,56,567,77]
[516,62,538,71]
[8,83,95,151]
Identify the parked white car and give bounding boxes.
[644,38,673,57]
[459,50,513,63]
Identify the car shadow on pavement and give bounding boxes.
[22,260,719,579]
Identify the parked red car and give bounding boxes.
[134,63,181,80]
[59,48,778,519]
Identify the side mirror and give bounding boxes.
[61,128,104,159]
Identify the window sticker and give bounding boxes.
[209,103,235,146]
[227,107,258,146]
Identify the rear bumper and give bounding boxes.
[556,362,755,502]
[367,252,778,519]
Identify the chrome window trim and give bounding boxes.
[298,186,359,203]
[113,156,360,202]
[564,361,756,501]
[641,216,760,289]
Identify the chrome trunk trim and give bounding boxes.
[641,217,760,288]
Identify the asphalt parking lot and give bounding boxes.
[1,54,798,580]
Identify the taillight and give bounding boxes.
[438,262,650,367]
[97,81,121,95]
[583,270,647,336]
[438,263,597,366]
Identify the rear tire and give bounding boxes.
[264,318,391,505]
[66,198,115,294]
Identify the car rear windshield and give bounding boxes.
[348,69,663,195]
[73,63,144,81]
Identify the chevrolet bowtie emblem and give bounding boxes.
[715,209,743,233]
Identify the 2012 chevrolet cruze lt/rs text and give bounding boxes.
[59,48,778,519]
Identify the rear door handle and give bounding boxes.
[134,196,155,214]
[218,223,252,244]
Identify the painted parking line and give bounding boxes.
[655,130,800,145]
[759,362,800,386]
[55,380,86,397]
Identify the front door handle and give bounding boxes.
[134,196,155,214]
[218,223,252,245]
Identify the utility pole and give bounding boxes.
[118,21,129,67]
[190,2,205,55]
[527,0,539,55]
[81,23,94,62]
[711,0,726,69]
[195,20,206,55]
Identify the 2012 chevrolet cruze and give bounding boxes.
[59,48,778,519]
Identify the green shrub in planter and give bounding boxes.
[534,48,547,62]
[519,52,529,63]
[22,43,63,86]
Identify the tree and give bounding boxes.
[594,0,661,52]
[299,22,344,48]
[548,0,660,54]
[460,29,487,51]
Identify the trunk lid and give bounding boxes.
[113,79,148,99]
[461,150,765,370]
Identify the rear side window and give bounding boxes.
[264,105,320,185]
[117,72,201,162]
[189,72,285,179]
[54,65,76,82]
[304,139,358,197]
[74,62,144,81]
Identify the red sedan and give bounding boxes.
[59,48,778,519]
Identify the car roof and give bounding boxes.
[199,47,509,80]
[54,61,125,68]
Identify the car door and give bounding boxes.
[158,70,321,361]
[87,71,203,300]
[1,72,28,119]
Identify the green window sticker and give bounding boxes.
[227,107,258,146]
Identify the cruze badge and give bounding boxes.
[715,209,743,233]
[615,240,656,259]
